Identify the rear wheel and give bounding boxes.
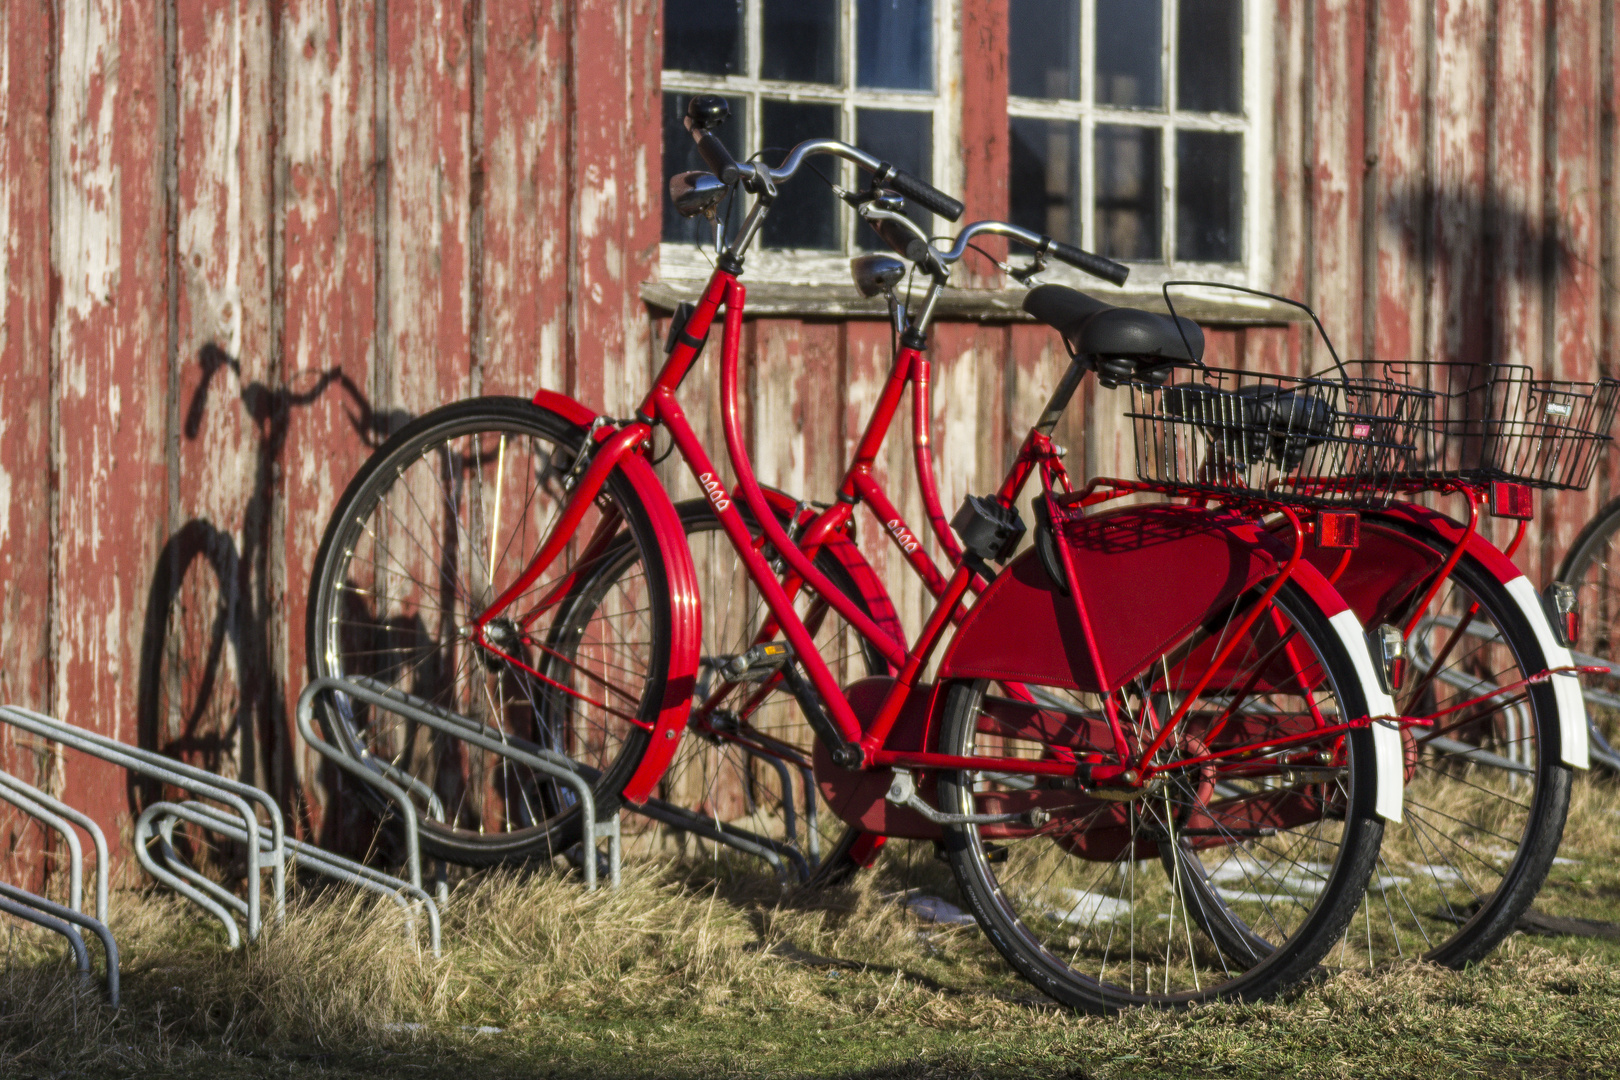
[305,397,671,865]
[1355,518,1571,967]
[935,577,1384,1011]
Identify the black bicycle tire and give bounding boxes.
[304,396,670,865]
[1372,516,1572,967]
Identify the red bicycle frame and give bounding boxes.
[467,255,1386,797]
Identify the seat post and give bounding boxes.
[1034,359,1089,436]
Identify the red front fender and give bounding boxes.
[526,390,703,805]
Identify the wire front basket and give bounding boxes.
[1346,361,1620,491]
[1127,367,1434,509]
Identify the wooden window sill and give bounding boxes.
[641,281,1307,326]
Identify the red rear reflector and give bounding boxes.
[1316,511,1360,549]
[1489,481,1535,520]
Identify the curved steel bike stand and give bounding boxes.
[0,706,285,940]
[141,800,441,958]
[297,676,621,890]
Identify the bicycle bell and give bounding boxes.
[669,170,728,220]
[849,253,906,298]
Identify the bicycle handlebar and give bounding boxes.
[685,99,965,222]
[935,221,1130,287]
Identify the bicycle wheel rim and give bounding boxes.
[306,399,667,860]
[1345,518,1567,968]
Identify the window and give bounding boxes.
[1007,0,1252,275]
[661,0,953,278]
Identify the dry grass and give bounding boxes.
[5,782,1620,1079]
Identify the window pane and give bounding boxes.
[763,0,839,84]
[1008,116,1080,243]
[664,0,743,76]
[761,100,841,249]
[856,108,934,249]
[1177,0,1242,113]
[1009,0,1079,100]
[857,0,933,91]
[1095,0,1162,109]
[1094,124,1161,260]
[662,92,748,243]
[1176,130,1242,261]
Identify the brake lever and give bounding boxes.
[1008,251,1049,285]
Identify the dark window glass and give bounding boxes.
[662,92,748,243]
[762,0,839,84]
[1008,0,1079,100]
[1095,0,1162,109]
[1008,116,1080,243]
[857,0,933,91]
[761,100,841,249]
[1094,124,1161,260]
[856,108,934,249]
[1177,0,1241,113]
[1176,130,1242,261]
[664,0,743,76]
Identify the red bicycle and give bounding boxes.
[307,97,1409,1009]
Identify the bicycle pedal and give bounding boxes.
[720,642,792,682]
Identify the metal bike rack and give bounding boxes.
[297,676,621,890]
[140,800,440,957]
[0,768,109,922]
[0,705,286,941]
[0,768,119,1005]
[0,704,441,962]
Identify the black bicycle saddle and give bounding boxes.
[1023,284,1205,385]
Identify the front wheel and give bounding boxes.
[305,397,672,865]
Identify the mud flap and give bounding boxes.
[1327,608,1404,823]
[1503,575,1589,770]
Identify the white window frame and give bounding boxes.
[1006,0,1272,291]
[659,0,961,286]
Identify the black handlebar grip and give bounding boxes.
[1050,241,1130,287]
[884,166,965,222]
[691,129,742,185]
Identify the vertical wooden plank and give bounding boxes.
[570,0,660,416]
[160,0,274,800]
[278,0,380,834]
[1370,0,1427,363]
[1424,0,1491,370]
[1539,0,1603,572]
[958,0,1009,282]
[0,0,58,892]
[1308,0,1369,358]
[480,0,569,399]
[52,0,171,859]
[1271,0,1310,303]
[1488,0,1549,564]
[384,0,473,420]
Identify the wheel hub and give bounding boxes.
[478,617,524,671]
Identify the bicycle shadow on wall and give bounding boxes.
[133,344,414,866]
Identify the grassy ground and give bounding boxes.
[5,778,1620,1079]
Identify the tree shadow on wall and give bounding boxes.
[133,344,413,866]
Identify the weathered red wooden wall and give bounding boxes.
[0,1,1616,886]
